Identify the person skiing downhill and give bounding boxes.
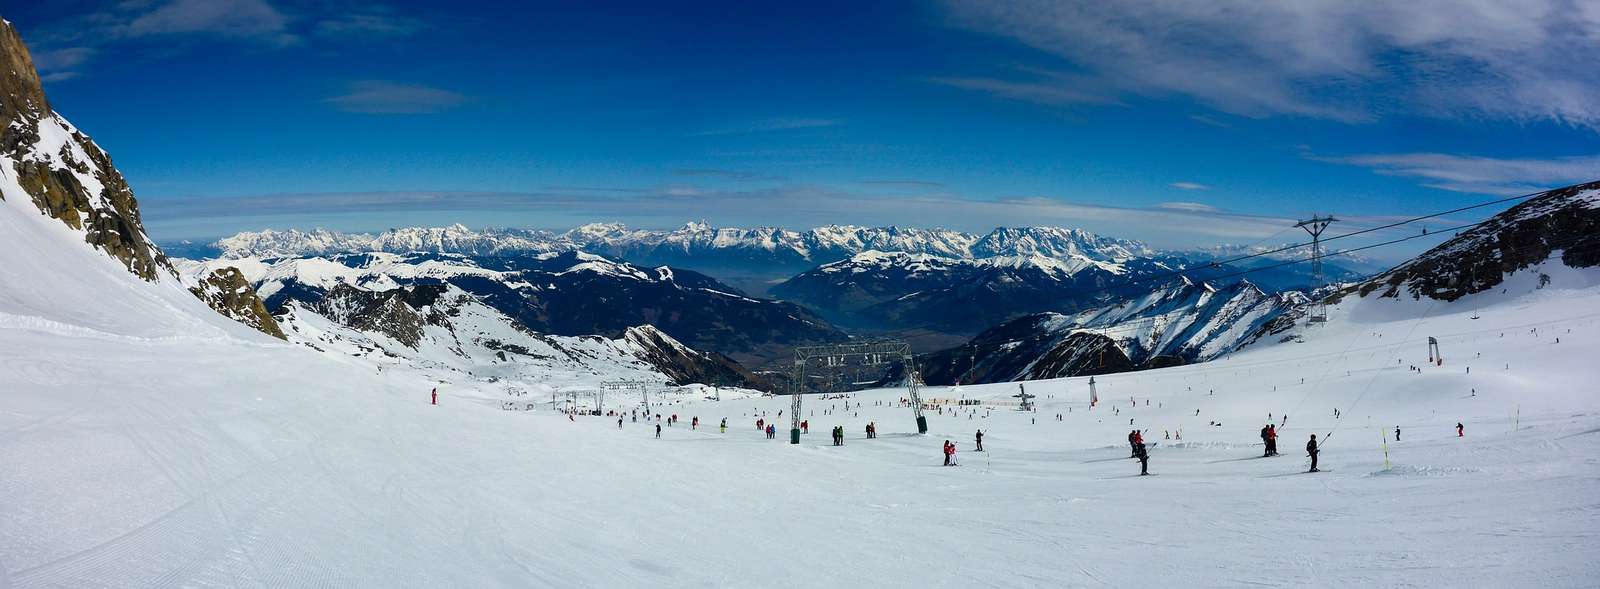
[719,418,727,434]
[655,423,662,439]
[1306,434,1320,472]
[975,430,985,452]
[1395,426,1401,441]
[431,388,437,405]
[1457,422,1464,437]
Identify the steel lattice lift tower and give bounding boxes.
[788,340,927,444]
[1295,214,1338,324]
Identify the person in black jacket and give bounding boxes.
[1260,425,1272,457]
[1306,434,1320,472]
[1135,442,1149,475]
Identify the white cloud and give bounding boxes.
[1311,152,1600,195]
[324,81,467,115]
[1158,201,1217,213]
[942,0,1600,129]
[1168,182,1209,191]
[123,0,297,45]
[691,118,839,137]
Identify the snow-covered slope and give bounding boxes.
[190,250,848,365]
[919,278,1307,384]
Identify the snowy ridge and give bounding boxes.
[204,221,1149,268]
[185,249,848,363]
[1354,181,1600,302]
[921,278,1307,384]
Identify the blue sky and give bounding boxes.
[7,0,1600,255]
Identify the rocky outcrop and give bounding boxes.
[312,283,451,348]
[188,267,286,339]
[1350,180,1600,302]
[619,325,768,389]
[0,20,170,282]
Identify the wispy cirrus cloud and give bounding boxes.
[1169,182,1209,191]
[323,80,468,114]
[121,0,297,45]
[1310,152,1600,195]
[672,169,786,182]
[941,0,1600,129]
[690,117,839,137]
[857,179,947,188]
[24,0,426,83]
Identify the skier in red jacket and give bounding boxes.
[943,440,957,466]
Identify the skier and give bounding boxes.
[801,420,809,434]
[1306,434,1320,473]
[1128,430,1139,458]
[1135,441,1149,475]
[1267,424,1278,456]
[431,388,437,405]
[720,418,727,434]
[1260,424,1271,457]
[943,440,956,466]
[975,429,984,452]
[1394,426,1400,441]
[1457,422,1464,437]
[655,423,662,439]
[617,417,623,429]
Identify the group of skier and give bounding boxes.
[433,388,1469,477]
[1259,423,1280,456]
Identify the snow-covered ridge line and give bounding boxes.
[203,221,1155,263]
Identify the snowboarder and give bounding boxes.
[1457,422,1464,437]
[943,440,956,466]
[431,388,437,405]
[975,429,984,452]
[1306,434,1320,472]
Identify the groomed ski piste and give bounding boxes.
[4,172,1600,587]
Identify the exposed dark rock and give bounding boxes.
[1351,181,1600,302]
[0,21,170,282]
[189,267,285,339]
